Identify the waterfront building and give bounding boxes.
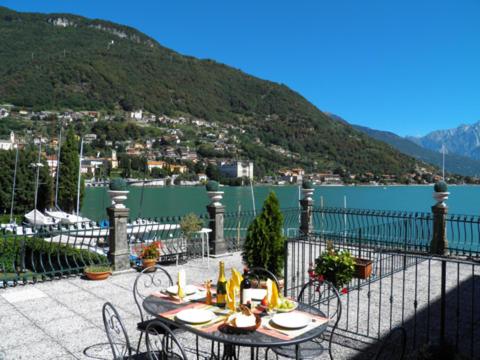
[219,160,254,180]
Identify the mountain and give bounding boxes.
[0,6,424,176]
[407,121,480,161]
[353,124,480,177]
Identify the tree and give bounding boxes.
[0,147,52,214]
[242,192,285,277]
[58,128,84,212]
[206,163,220,181]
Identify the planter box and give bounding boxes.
[353,258,373,279]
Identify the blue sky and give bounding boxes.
[1,0,479,136]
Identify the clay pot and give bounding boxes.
[353,258,373,279]
[84,270,111,281]
[142,258,157,272]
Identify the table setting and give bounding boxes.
[145,264,328,336]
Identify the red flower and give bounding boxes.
[341,288,348,295]
[317,274,324,282]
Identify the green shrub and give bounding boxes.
[242,192,285,277]
[180,213,203,239]
[0,234,108,274]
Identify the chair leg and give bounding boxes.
[136,331,144,354]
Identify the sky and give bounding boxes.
[1,0,479,137]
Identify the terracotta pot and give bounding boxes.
[142,258,157,272]
[353,258,373,279]
[84,271,111,281]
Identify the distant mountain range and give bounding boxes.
[407,122,480,161]
[353,124,480,177]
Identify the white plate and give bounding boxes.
[271,312,311,329]
[250,288,267,300]
[166,285,197,296]
[176,309,215,324]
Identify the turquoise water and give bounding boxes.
[81,185,480,221]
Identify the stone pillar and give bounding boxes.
[107,206,131,271]
[430,188,449,255]
[206,191,228,256]
[430,203,448,255]
[300,187,314,236]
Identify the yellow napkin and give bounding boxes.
[226,279,237,311]
[231,268,243,289]
[266,279,280,309]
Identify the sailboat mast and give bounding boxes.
[54,128,62,208]
[33,141,42,228]
[9,144,18,223]
[250,178,256,216]
[442,144,446,180]
[76,137,83,215]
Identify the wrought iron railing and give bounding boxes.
[0,222,108,288]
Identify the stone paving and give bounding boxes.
[0,253,478,359]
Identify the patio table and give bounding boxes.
[143,292,329,360]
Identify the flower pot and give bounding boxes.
[142,258,157,272]
[84,270,111,281]
[353,258,373,279]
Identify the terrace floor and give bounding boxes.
[0,253,478,359]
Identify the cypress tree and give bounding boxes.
[242,191,285,277]
[57,128,84,212]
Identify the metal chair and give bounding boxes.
[145,320,189,360]
[102,301,147,359]
[373,327,406,360]
[265,279,342,360]
[133,265,202,359]
[248,267,281,290]
[133,265,178,351]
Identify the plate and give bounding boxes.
[271,312,311,329]
[176,309,215,324]
[166,285,197,296]
[250,288,267,300]
[276,301,299,313]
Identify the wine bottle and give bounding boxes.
[216,261,227,308]
[240,268,252,307]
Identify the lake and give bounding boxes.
[81,185,479,221]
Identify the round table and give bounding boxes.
[143,295,329,360]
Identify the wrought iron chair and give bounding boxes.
[133,265,202,359]
[145,320,189,360]
[102,301,146,359]
[133,265,178,351]
[265,279,342,360]
[373,326,406,360]
[248,267,281,290]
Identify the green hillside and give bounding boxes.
[0,6,425,176]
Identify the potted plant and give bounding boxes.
[108,178,129,208]
[140,241,161,271]
[206,180,223,207]
[242,192,285,288]
[314,241,355,289]
[84,265,112,281]
[433,180,449,205]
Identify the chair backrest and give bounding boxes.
[133,265,173,322]
[297,279,342,328]
[145,320,188,360]
[374,326,407,360]
[102,302,132,360]
[248,267,280,289]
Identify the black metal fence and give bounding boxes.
[285,207,480,358]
